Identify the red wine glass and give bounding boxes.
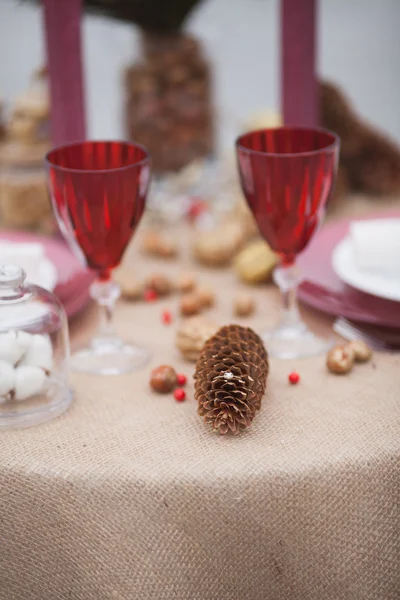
[236,127,340,358]
[46,140,151,375]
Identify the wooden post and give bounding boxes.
[281,0,317,127]
[42,0,86,146]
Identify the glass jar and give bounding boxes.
[125,31,214,176]
[0,264,73,429]
[0,143,55,234]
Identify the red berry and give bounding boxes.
[176,373,187,386]
[162,310,173,325]
[174,388,186,402]
[187,198,208,221]
[144,288,158,302]
[288,371,300,385]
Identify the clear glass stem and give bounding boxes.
[273,262,303,331]
[90,279,121,342]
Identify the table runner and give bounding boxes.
[0,229,399,600]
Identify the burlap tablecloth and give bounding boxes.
[0,219,399,600]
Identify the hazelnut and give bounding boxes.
[180,293,201,317]
[233,293,255,317]
[141,230,178,259]
[150,365,177,394]
[346,340,372,363]
[146,273,172,297]
[196,285,215,309]
[326,345,355,374]
[177,273,196,294]
[157,239,178,259]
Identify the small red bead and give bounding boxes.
[162,310,173,325]
[288,371,300,385]
[144,288,158,302]
[176,373,187,386]
[174,388,186,402]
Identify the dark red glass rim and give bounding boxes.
[236,126,339,158]
[45,139,151,173]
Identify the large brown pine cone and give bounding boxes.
[194,325,269,435]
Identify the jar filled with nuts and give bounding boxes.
[0,145,54,234]
[124,30,214,176]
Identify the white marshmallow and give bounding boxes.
[20,334,53,372]
[16,331,33,355]
[14,365,46,401]
[0,331,26,365]
[0,360,15,400]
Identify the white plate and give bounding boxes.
[332,236,400,302]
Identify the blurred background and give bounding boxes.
[1,0,400,150]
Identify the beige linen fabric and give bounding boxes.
[0,230,399,600]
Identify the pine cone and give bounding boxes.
[194,325,269,435]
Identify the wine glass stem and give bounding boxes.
[90,279,120,340]
[273,263,302,329]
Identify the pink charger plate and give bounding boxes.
[297,209,400,327]
[0,231,94,318]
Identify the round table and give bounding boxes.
[0,221,398,600]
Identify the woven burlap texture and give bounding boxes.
[0,238,399,600]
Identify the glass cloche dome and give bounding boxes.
[0,264,73,428]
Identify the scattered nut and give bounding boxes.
[233,293,255,317]
[114,268,144,301]
[346,340,372,363]
[150,365,177,394]
[146,273,172,297]
[180,292,201,317]
[177,273,196,293]
[234,239,277,284]
[141,230,161,254]
[193,220,245,267]
[176,316,219,362]
[196,285,215,309]
[141,230,178,259]
[326,345,355,374]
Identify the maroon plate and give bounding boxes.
[297,210,400,327]
[0,231,93,318]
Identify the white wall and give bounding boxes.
[1,0,399,149]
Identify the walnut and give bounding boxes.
[234,239,277,284]
[176,316,219,362]
[193,220,245,267]
[114,268,144,301]
[327,345,355,374]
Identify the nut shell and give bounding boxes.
[327,345,355,374]
[150,365,177,394]
[176,316,219,362]
[114,268,144,301]
[234,239,277,284]
[233,293,255,317]
[346,340,372,363]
